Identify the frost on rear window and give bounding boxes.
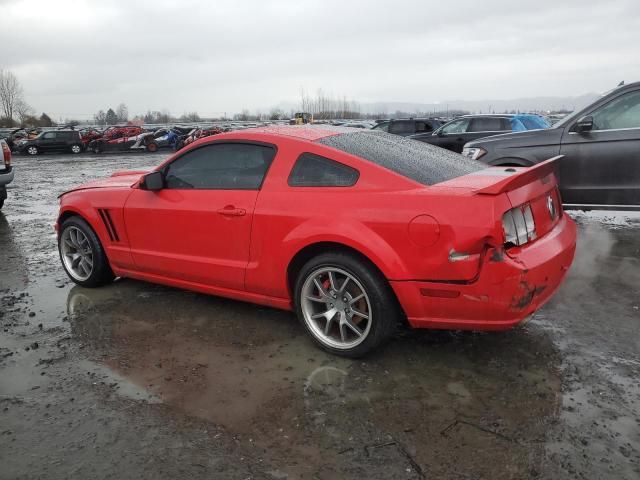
[318,130,486,185]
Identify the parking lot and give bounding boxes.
[1,152,639,479]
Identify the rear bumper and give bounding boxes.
[0,166,14,187]
[391,214,576,330]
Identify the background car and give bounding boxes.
[418,114,550,153]
[372,118,444,139]
[462,81,640,207]
[0,139,13,209]
[56,126,576,357]
[17,129,84,155]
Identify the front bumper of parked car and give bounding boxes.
[390,214,577,330]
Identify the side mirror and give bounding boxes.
[436,129,445,137]
[575,115,593,133]
[140,171,164,191]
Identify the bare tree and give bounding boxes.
[94,110,107,125]
[116,103,128,122]
[15,98,34,125]
[0,69,26,123]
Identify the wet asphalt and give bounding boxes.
[0,152,638,480]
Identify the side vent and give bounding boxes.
[97,208,119,242]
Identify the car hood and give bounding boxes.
[60,170,149,196]
[465,126,564,149]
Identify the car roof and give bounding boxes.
[242,125,355,141]
[458,114,529,118]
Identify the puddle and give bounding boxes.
[66,279,562,478]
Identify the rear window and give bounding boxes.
[318,130,485,185]
[289,153,359,187]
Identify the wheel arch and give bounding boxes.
[57,207,103,242]
[285,240,409,325]
[488,157,534,167]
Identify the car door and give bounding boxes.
[429,118,470,151]
[124,142,277,290]
[55,131,71,151]
[39,132,62,152]
[559,88,640,206]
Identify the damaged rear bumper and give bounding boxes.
[391,214,577,330]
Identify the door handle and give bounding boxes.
[216,206,246,216]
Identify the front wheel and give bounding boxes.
[58,216,114,287]
[146,142,158,153]
[70,144,82,154]
[26,145,39,155]
[295,252,399,357]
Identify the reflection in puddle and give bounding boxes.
[66,280,562,478]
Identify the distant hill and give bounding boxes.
[360,93,600,115]
[273,92,600,116]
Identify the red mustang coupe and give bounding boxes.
[56,126,576,356]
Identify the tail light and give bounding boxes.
[502,204,536,247]
[2,142,11,167]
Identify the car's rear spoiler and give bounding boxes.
[476,155,562,195]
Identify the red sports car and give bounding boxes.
[56,126,576,356]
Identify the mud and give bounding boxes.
[1,153,639,479]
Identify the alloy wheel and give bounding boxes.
[300,267,372,349]
[60,226,94,281]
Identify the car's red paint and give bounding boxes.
[57,126,576,330]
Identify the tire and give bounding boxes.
[294,252,399,357]
[26,145,39,156]
[146,142,158,153]
[70,144,82,154]
[0,198,4,209]
[58,216,114,288]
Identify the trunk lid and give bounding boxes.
[435,156,563,241]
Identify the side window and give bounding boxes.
[164,143,275,190]
[389,121,415,135]
[467,117,505,132]
[372,122,390,132]
[415,121,434,133]
[590,90,640,130]
[501,118,514,131]
[42,132,56,139]
[288,153,359,187]
[441,118,470,134]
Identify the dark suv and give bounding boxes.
[463,81,640,207]
[371,118,443,140]
[417,114,550,153]
[17,130,84,155]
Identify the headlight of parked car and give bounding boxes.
[462,147,486,160]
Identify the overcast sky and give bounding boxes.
[2,0,639,120]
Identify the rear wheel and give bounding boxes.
[295,252,399,357]
[146,142,158,153]
[26,145,39,155]
[58,216,114,287]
